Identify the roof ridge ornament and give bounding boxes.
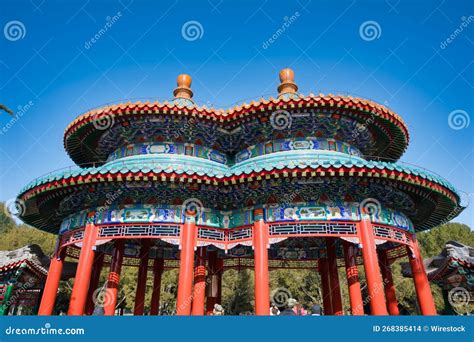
[173,74,194,105]
[277,68,298,99]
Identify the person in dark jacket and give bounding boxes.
[310,304,322,316]
[279,298,297,316]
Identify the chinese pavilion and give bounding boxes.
[17,69,464,316]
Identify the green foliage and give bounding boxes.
[0,204,56,255]
[0,225,56,256]
[222,269,254,314]
[418,223,474,257]
[269,268,322,309]
[0,203,18,233]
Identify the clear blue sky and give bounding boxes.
[1,0,473,228]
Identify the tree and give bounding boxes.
[222,269,254,314]
[0,204,56,255]
[0,103,14,116]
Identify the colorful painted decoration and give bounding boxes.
[107,142,228,165]
[235,137,362,163]
[59,200,413,234]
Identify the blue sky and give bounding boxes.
[0,0,473,228]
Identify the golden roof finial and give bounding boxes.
[173,74,193,99]
[278,68,298,97]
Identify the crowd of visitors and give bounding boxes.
[212,299,323,316]
[273,298,322,316]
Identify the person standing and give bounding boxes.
[279,298,297,316]
[310,304,322,316]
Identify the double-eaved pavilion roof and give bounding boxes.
[16,69,464,235]
[63,93,409,167]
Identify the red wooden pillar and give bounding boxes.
[68,216,99,315]
[325,237,343,315]
[38,246,66,315]
[253,209,270,316]
[176,212,197,315]
[85,252,104,315]
[104,239,125,316]
[150,257,164,315]
[343,241,364,315]
[216,258,224,304]
[379,250,400,315]
[134,240,150,315]
[407,238,437,315]
[206,250,218,315]
[318,258,333,315]
[191,247,207,315]
[357,219,388,315]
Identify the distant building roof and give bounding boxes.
[0,244,49,278]
[0,244,76,280]
[401,240,474,288]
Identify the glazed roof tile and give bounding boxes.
[19,153,459,196]
[65,94,406,130]
[63,94,410,165]
[17,151,464,233]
